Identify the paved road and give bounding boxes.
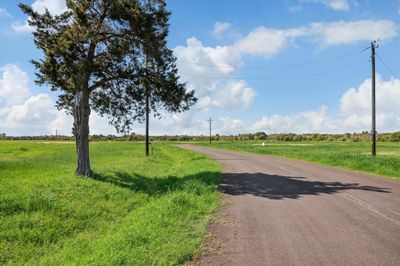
[178,145,400,266]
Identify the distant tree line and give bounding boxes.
[2,131,400,142]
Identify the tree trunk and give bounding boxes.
[74,90,91,176]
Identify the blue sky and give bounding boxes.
[0,0,399,136]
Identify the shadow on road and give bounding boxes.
[220,173,390,200]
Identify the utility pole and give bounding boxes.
[208,117,213,144]
[145,92,150,157]
[371,40,377,156]
[55,129,58,139]
[145,57,150,157]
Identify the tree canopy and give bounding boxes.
[20,0,196,175]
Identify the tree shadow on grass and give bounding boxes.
[90,171,221,196]
[220,172,390,200]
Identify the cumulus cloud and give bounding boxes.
[170,20,398,135]
[3,15,400,136]
[212,21,232,39]
[251,106,338,133]
[339,75,400,131]
[234,27,306,57]
[0,64,117,136]
[308,20,397,46]
[0,65,57,135]
[0,7,10,18]
[174,37,255,111]
[5,94,55,128]
[1,64,399,136]
[139,114,245,136]
[11,0,68,34]
[0,64,30,107]
[197,80,255,109]
[173,19,398,114]
[215,116,245,134]
[31,0,67,15]
[175,37,242,75]
[250,76,400,134]
[48,111,117,136]
[301,0,350,11]
[11,21,34,34]
[179,19,397,71]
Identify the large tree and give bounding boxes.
[20,0,196,176]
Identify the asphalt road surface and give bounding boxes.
[178,145,400,266]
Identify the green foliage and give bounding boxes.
[20,0,196,133]
[0,141,220,265]
[391,131,400,142]
[5,131,400,142]
[198,141,400,180]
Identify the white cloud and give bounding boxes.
[48,111,117,136]
[301,0,350,11]
[31,0,67,15]
[215,117,245,134]
[3,15,400,136]
[11,21,34,34]
[0,7,11,18]
[175,37,242,75]
[327,0,349,10]
[234,20,398,50]
[49,111,72,135]
[1,64,399,136]
[5,93,55,128]
[0,64,117,136]
[11,0,68,34]
[170,20,399,135]
[212,21,231,39]
[174,37,255,111]
[0,65,56,135]
[308,20,397,46]
[339,75,400,131]
[135,113,245,136]
[197,80,255,109]
[234,26,306,57]
[251,106,337,133]
[250,76,400,134]
[0,64,30,107]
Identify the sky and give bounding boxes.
[0,0,399,136]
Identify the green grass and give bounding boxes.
[198,141,400,180]
[0,141,221,265]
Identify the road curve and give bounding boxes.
[178,144,400,266]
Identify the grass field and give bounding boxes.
[0,141,221,265]
[198,141,400,180]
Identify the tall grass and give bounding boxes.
[0,141,221,265]
[198,141,400,180]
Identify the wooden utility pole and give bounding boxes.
[145,57,150,157]
[208,117,213,144]
[145,93,149,157]
[371,41,377,156]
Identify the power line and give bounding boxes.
[177,50,363,70]
[179,60,367,81]
[376,52,398,78]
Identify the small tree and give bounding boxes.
[391,131,400,142]
[21,0,196,176]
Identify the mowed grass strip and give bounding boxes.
[0,141,221,265]
[198,141,400,180]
